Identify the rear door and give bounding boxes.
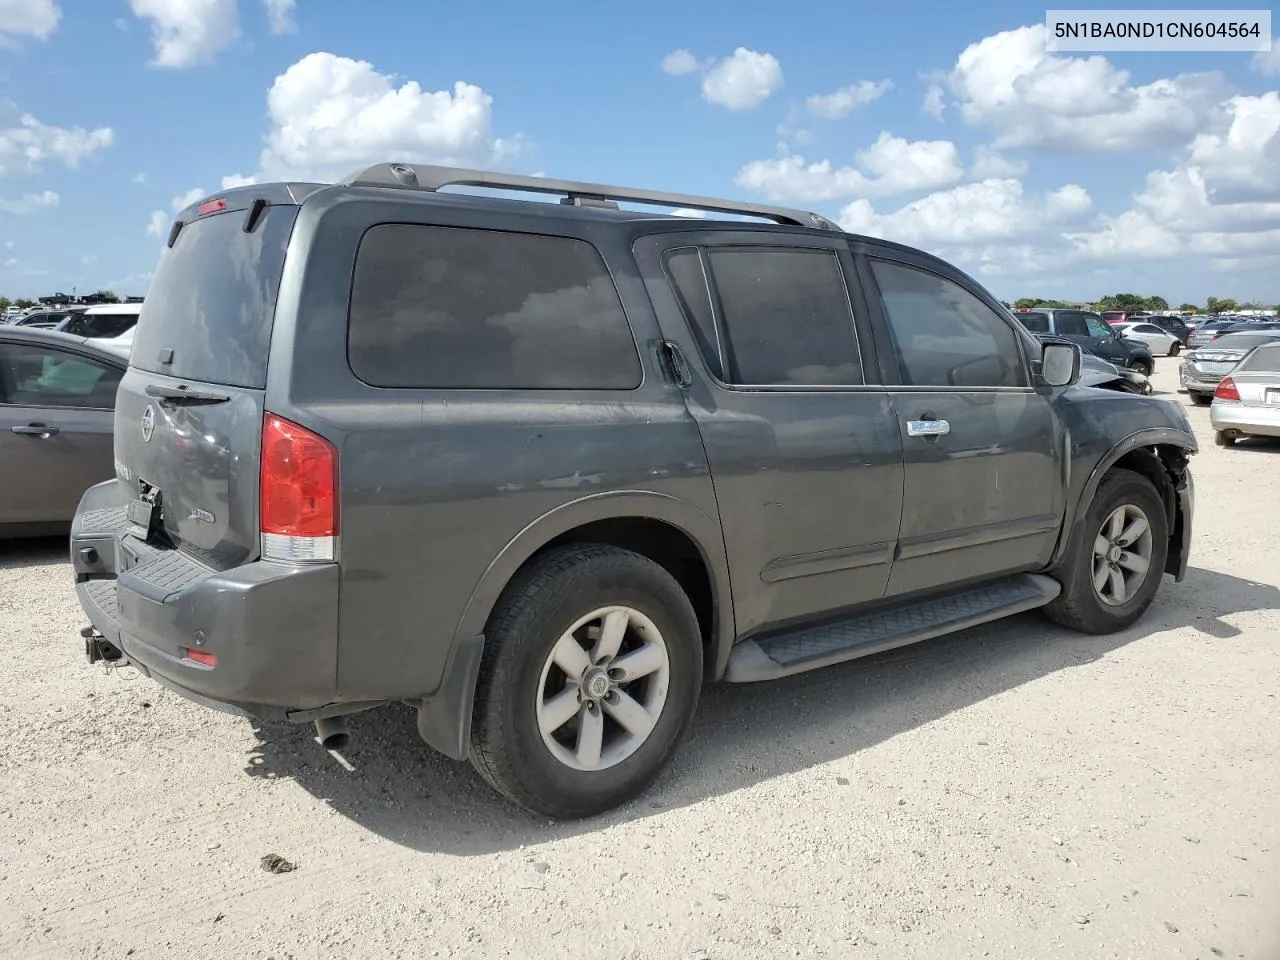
[634,231,904,636]
[0,340,121,524]
[112,196,299,569]
[857,248,1062,598]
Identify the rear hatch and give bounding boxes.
[113,194,299,570]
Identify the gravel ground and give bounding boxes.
[2,365,1278,960]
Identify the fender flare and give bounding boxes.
[456,489,736,673]
[1051,427,1197,568]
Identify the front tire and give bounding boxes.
[469,544,703,819]
[1131,359,1153,377]
[1044,469,1168,634]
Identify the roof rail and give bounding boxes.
[339,163,839,230]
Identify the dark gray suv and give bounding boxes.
[72,165,1196,818]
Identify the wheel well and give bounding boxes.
[1106,445,1190,557]
[538,518,716,652]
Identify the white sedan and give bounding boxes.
[1115,321,1182,356]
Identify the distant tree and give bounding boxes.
[1238,301,1261,310]
[14,298,34,309]
[1097,293,1149,311]
[1144,295,1169,311]
[1177,302,1199,313]
[91,289,120,303]
[1204,296,1237,314]
[0,296,10,311]
[1013,298,1039,309]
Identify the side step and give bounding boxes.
[724,574,1061,683]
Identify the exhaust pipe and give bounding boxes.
[314,715,350,751]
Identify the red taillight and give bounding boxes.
[1215,377,1240,401]
[184,648,217,667]
[196,197,227,216]
[260,414,338,559]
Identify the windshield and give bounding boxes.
[130,204,298,388]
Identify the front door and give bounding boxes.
[858,251,1064,598]
[634,233,905,637]
[0,341,120,524]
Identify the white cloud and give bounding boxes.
[130,0,239,69]
[1184,92,1280,203]
[669,208,708,218]
[254,52,516,182]
[1064,209,1180,260]
[660,49,698,76]
[262,0,295,34]
[145,210,167,237]
[701,48,783,111]
[0,189,58,214]
[838,178,1093,247]
[0,0,60,41]
[970,144,1027,179]
[921,83,945,120]
[1252,38,1280,76]
[131,171,147,183]
[806,80,891,119]
[220,172,256,188]
[944,24,1227,151]
[736,132,964,203]
[0,103,114,175]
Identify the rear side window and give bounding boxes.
[0,344,122,409]
[348,224,642,390]
[1018,312,1050,333]
[704,247,861,386]
[1054,313,1090,337]
[131,205,298,388]
[63,312,136,338]
[664,249,723,380]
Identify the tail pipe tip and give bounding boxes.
[314,715,351,751]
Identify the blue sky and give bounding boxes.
[2,0,1279,306]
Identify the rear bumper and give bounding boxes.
[71,480,341,720]
[1179,365,1225,393]
[1209,402,1280,437]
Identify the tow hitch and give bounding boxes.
[82,626,123,665]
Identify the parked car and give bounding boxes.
[1185,320,1237,349]
[71,165,1196,818]
[1074,348,1152,394]
[1101,310,1150,326]
[1114,321,1182,357]
[0,327,126,537]
[1209,342,1280,446]
[56,303,141,340]
[10,309,71,329]
[1015,308,1156,375]
[1179,331,1280,404]
[1143,314,1192,343]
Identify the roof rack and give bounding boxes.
[339,163,838,230]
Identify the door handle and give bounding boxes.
[906,419,950,438]
[11,423,60,438]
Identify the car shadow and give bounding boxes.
[1225,436,1280,453]
[0,534,67,571]
[243,565,1278,854]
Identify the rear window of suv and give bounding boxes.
[347,223,642,390]
[130,205,299,389]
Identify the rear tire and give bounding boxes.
[1044,469,1168,635]
[1168,341,1182,357]
[469,544,703,819]
[1190,392,1213,406]
[1215,430,1237,447]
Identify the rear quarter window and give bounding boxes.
[347,223,642,390]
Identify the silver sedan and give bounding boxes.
[1209,341,1280,447]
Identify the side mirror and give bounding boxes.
[1040,339,1080,387]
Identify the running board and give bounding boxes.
[724,574,1061,683]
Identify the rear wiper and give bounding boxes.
[144,383,230,405]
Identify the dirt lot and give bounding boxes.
[2,364,1278,960]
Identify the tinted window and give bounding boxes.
[870,260,1025,388]
[131,205,299,389]
[1054,312,1090,337]
[1237,343,1280,371]
[1019,312,1050,332]
[704,247,860,386]
[62,312,137,338]
[349,224,641,390]
[1211,333,1280,351]
[664,249,723,379]
[0,344,122,408]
